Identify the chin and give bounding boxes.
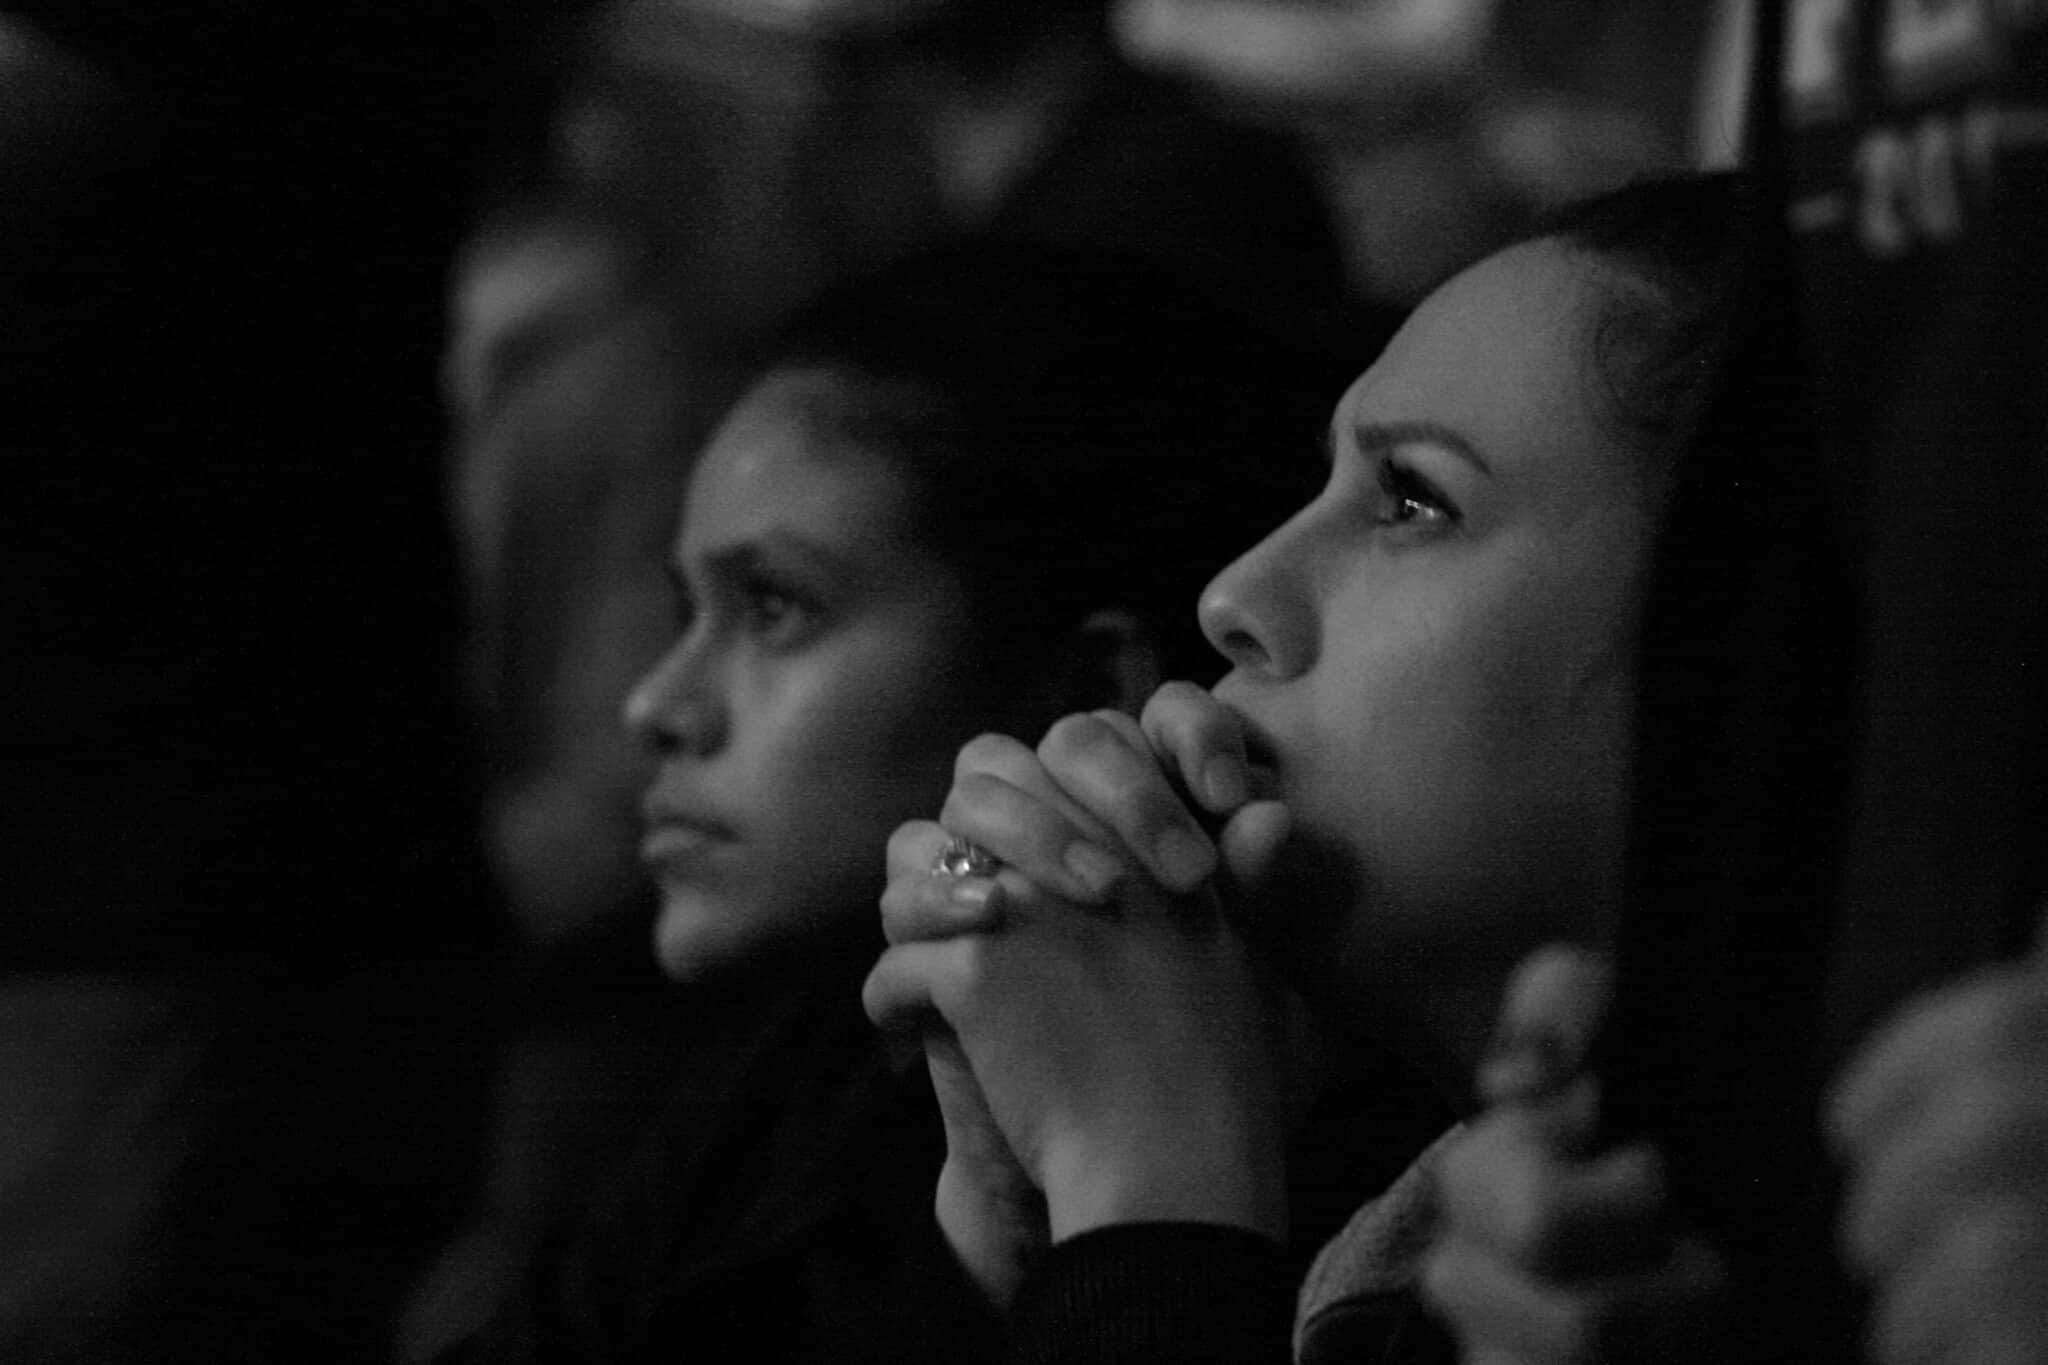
[650,890,770,983]
[649,884,871,984]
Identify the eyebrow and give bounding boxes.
[1334,419,1494,477]
[687,534,846,588]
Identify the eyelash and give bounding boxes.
[665,575,816,645]
[1374,459,1458,533]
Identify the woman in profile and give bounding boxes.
[867,172,1843,1361]
[441,242,1375,1364]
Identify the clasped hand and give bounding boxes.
[862,683,1302,1305]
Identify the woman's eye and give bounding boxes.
[1374,461,1457,533]
[742,578,814,642]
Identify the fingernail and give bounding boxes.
[1063,842,1123,900]
[1202,756,1247,809]
[1154,826,1216,892]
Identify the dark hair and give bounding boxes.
[1541,175,1854,1268]
[748,241,1355,680]
[1532,172,1776,458]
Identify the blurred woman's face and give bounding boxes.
[624,370,999,981]
[1199,239,1675,1082]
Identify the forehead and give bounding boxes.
[680,371,915,555]
[1342,240,1632,482]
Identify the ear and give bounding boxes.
[1056,609,1165,715]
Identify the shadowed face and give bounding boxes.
[1199,239,1674,1085]
[624,370,1010,981]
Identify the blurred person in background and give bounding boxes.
[556,0,1355,336]
[1112,0,1711,301]
[436,242,1395,1364]
[0,6,575,1362]
[401,274,718,1361]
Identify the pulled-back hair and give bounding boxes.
[753,241,1357,681]
[1537,171,1782,460]
[1542,175,1854,1244]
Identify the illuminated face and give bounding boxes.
[624,371,1002,981]
[1200,240,1674,1085]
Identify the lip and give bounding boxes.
[640,821,735,874]
[638,793,738,870]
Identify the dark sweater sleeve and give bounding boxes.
[1007,1224,1294,1365]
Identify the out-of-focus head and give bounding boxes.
[1198,173,1765,1093]
[457,299,714,941]
[705,0,1104,42]
[626,243,1338,981]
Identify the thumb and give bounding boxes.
[1478,944,1614,1106]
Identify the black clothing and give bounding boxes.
[999,1068,1452,1365]
[1011,1225,1296,1365]
[443,961,997,1365]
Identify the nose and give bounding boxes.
[621,637,727,757]
[1198,510,1318,682]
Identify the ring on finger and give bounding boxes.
[931,836,1002,880]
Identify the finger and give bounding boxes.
[1440,1114,1668,1277]
[881,870,1007,945]
[942,768,1124,905]
[924,1031,1029,1182]
[888,820,955,883]
[1140,680,1253,815]
[1839,1076,2048,1276]
[1425,1230,1729,1365]
[954,732,1116,839]
[1216,800,1291,895]
[1479,945,1614,1104]
[1829,966,2033,1158]
[950,734,1127,899]
[863,937,977,1034]
[1421,1240,1602,1365]
[1037,710,1217,895]
[1522,1137,1670,1274]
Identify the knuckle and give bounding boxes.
[887,820,943,870]
[1039,711,1117,764]
[1416,1244,1474,1318]
[942,771,1010,823]
[1088,707,1147,748]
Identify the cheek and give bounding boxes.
[1303,575,1639,908]
[749,652,971,851]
